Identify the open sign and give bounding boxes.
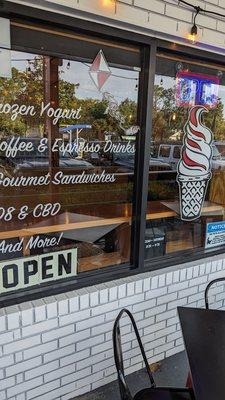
[0,248,77,294]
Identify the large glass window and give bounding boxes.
[145,53,225,262]
[0,29,140,297]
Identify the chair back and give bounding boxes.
[205,277,225,309]
[113,309,155,400]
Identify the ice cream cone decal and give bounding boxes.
[177,106,213,221]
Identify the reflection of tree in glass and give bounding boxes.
[0,56,137,140]
[152,83,225,143]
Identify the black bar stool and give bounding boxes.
[113,309,195,400]
[205,277,225,309]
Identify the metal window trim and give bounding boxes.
[0,1,225,307]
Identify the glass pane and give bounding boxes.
[0,48,139,295]
[145,54,225,262]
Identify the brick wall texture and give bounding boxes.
[7,0,225,53]
[1,256,225,400]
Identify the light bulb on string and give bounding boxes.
[66,61,71,70]
[188,6,200,44]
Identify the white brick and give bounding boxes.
[76,315,104,331]
[77,334,104,352]
[92,301,119,316]
[1,377,15,390]
[79,293,90,310]
[44,363,75,383]
[44,344,75,363]
[60,309,90,326]
[154,341,174,355]
[135,280,143,294]
[26,380,60,400]
[143,277,151,292]
[44,297,58,319]
[143,321,166,336]
[4,335,41,355]
[59,329,90,348]
[145,287,167,300]
[118,283,126,298]
[109,286,118,301]
[100,287,109,304]
[91,320,113,336]
[127,281,135,296]
[67,294,79,313]
[167,297,188,310]
[33,299,46,322]
[60,348,90,367]
[145,304,166,318]
[0,332,13,346]
[24,340,57,359]
[60,366,91,386]
[178,286,198,299]
[151,276,158,289]
[132,298,156,313]
[20,303,34,326]
[116,2,149,26]
[6,356,42,377]
[7,309,20,330]
[135,0,164,13]
[26,360,59,380]
[0,354,14,368]
[22,318,58,337]
[0,391,6,400]
[168,281,189,293]
[7,377,43,398]
[42,324,74,342]
[90,291,99,307]
[157,292,177,305]
[91,340,112,355]
[57,294,69,315]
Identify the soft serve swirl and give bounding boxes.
[178,106,213,177]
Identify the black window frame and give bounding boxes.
[0,1,225,307]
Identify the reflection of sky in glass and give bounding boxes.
[11,51,139,104]
[60,60,139,103]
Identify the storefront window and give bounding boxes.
[145,53,225,261]
[0,39,140,296]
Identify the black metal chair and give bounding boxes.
[113,309,195,400]
[205,277,225,309]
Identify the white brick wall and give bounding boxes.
[7,0,225,55]
[1,254,225,400]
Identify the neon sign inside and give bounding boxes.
[176,71,219,109]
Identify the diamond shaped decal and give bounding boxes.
[89,50,111,91]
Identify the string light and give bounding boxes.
[176,0,225,44]
[177,0,225,19]
[188,6,200,44]
[102,0,114,7]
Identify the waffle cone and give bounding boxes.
[177,176,209,221]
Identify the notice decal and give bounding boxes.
[205,222,225,249]
[0,248,77,294]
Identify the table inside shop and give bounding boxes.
[178,306,225,400]
[0,200,223,241]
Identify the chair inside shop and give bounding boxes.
[113,309,195,400]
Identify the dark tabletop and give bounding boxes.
[178,306,225,400]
